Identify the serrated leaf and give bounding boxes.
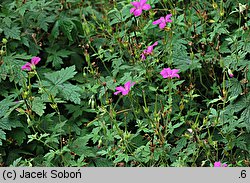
[228,78,242,98]
[58,83,81,104]
[59,19,74,41]
[9,128,26,146]
[93,158,113,167]
[36,13,55,32]
[3,17,12,27]
[51,21,60,39]
[0,118,13,130]
[0,129,6,141]
[3,26,21,40]
[240,106,250,132]
[44,66,77,85]
[32,97,46,116]
[71,136,92,156]
[46,47,73,69]
[2,54,29,85]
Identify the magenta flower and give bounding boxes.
[214,161,228,167]
[130,0,151,17]
[114,81,136,96]
[152,14,172,29]
[160,68,180,79]
[21,56,41,71]
[141,41,158,60]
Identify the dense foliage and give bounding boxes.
[0,0,249,167]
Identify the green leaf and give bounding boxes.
[240,106,250,132]
[36,13,55,32]
[3,26,21,40]
[114,153,129,163]
[43,66,81,104]
[32,97,46,116]
[70,136,94,157]
[58,83,81,104]
[44,66,77,85]
[228,78,242,98]
[93,158,113,167]
[0,129,6,145]
[9,128,26,146]
[46,47,73,69]
[51,21,60,39]
[59,19,75,41]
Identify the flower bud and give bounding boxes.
[2,38,7,44]
[212,2,218,9]
[16,108,26,114]
[22,91,29,99]
[220,9,225,16]
[28,71,36,78]
[0,50,5,55]
[228,69,234,78]
[50,103,58,109]
[143,106,149,114]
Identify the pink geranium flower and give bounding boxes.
[114,81,136,96]
[21,56,41,71]
[130,0,151,17]
[214,161,228,167]
[153,14,172,29]
[160,68,180,79]
[141,41,158,60]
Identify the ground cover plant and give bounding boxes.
[0,0,249,167]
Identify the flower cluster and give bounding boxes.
[112,1,178,96]
[21,56,41,71]
[130,0,172,30]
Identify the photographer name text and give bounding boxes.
[2,169,82,180]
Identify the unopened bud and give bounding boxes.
[22,91,29,99]
[228,69,234,78]
[212,2,218,9]
[16,108,26,114]
[2,38,7,44]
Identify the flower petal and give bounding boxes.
[160,68,169,78]
[152,41,158,47]
[21,62,32,71]
[114,86,126,95]
[165,14,172,23]
[172,73,180,78]
[146,46,153,54]
[142,4,151,10]
[121,90,129,95]
[130,7,136,14]
[152,18,161,25]
[31,56,41,65]
[114,91,121,95]
[140,0,147,6]
[116,86,126,92]
[131,1,140,8]
[159,22,166,29]
[124,81,135,90]
[141,53,146,60]
[133,8,143,16]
